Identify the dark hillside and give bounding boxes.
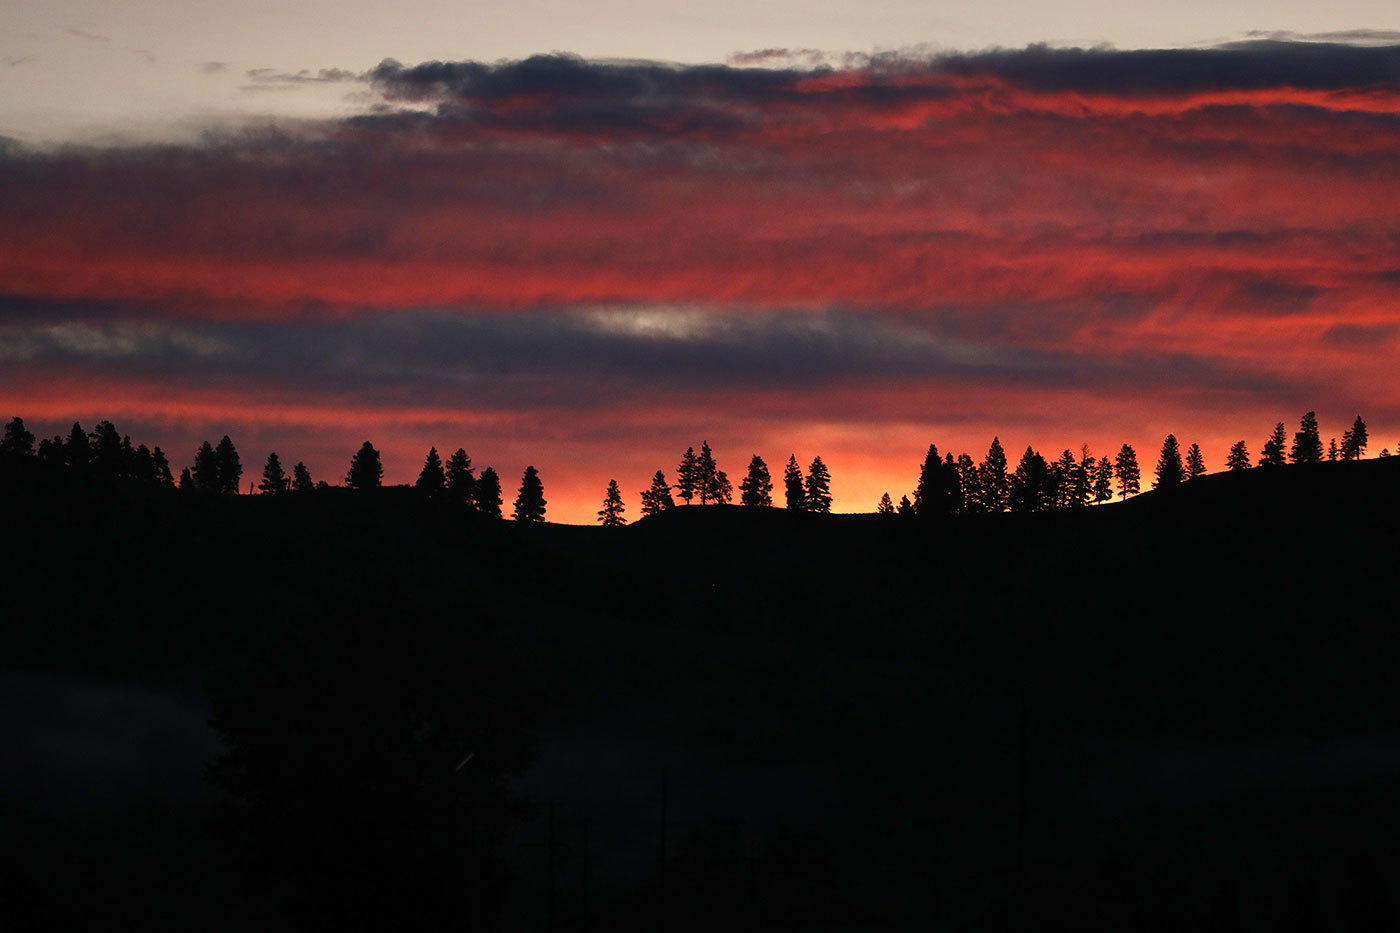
[3,458,1400,930]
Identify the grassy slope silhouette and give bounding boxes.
[4,457,1400,930]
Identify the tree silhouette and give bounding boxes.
[259,452,288,494]
[416,446,445,494]
[445,448,475,506]
[877,492,895,514]
[897,494,913,515]
[178,466,192,491]
[944,452,965,512]
[293,461,314,492]
[346,441,383,489]
[192,441,219,492]
[1226,440,1251,470]
[1,417,35,458]
[805,456,832,513]
[133,444,154,483]
[1185,443,1206,480]
[1092,456,1114,504]
[512,466,546,522]
[1009,446,1051,513]
[1340,415,1368,460]
[714,469,733,504]
[1290,411,1323,464]
[65,422,89,471]
[914,444,959,516]
[676,447,699,505]
[740,455,773,507]
[1154,434,1184,488]
[1328,438,1339,461]
[89,420,124,477]
[979,437,1010,513]
[640,470,675,515]
[955,453,981,512]
[476,467,503,518]
[1052,449,1085,509]
[696,441,720,504]
[1260,422,1287,466]
[784,455,806,510]
[598,479,627,526]
[1114,444,1141,499]
[215,435,242,494]
[152,447,174,488]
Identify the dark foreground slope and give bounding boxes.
[3,459,1399,931]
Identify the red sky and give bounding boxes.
[3,41,1399,521]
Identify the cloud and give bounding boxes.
[245,67,362,85]
[65,26,110,43]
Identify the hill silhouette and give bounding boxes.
[4,457,1400,930]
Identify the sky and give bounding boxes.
[3,4,1400,522]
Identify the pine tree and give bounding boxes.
[215,435,242,493]
[133,444,154,483]
[476,467,503,518]
[192,441,219,492]
[696,441,720,504]
[259,452,288,494]
[1290,411,1323,464]
[1328,438,1339,461]
[956,453,981,513]
[1052,449,1083,509]
[897,495,913,515]
[598,479,627,526]
[944,453,965,512]
[1114,444,1141,499]
[89,421,123,478]
[676,447,699,505]
[178,466,192,491]
[639,470,675,515]
[1009,446,1051,513]
[1154,434,1184,488]
[783,455,806,510]
[293,461,314,492]
[1260,423,1287,466]
[1092,456,1114,504]
[739,455,773,507]
[152,447,175,488]
[1073,445,1094,509]
[1185,443,1206,480]
[914,444,940,515]
[1340,415,1368,460]
[346,441,383,489]
[445,448,475,506]
[65,422,90,471]
[877,492,895,514]
[979,437,1010,513]
[416,446,445,493]
[1226,441,1251,471]
[805,456,832,513]
[513,466,546,522]
[714,470,733,505]
[1,417,35,458]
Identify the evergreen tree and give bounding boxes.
[783,455,806,510]
[445,448,475,506]
[476,467,503,518]
[877,492,895,514]
[259,452,288,494]
[346,441,383,489]
[1052,448,1086,509]
[1114,444,1141,499]
[598,479,627,526]
[739,455,773,507]
[944,452,965,512]
[714,470,733,505]
[1185,443,1206,480]
[89,420,123,477]
[1260,423,1287,466]
[955,453,981,513]
[676,447,699,505]
[1226,440,1251,471]
[65,422,90,471]
[805,456,832,513]
[178,466,192,491]
[1290,411,1323,464]
[416,446,446,493]
[1,417,35,458]
[696,441,720,504]
[1328,438,1339,461]
[512,466,546,522]
[215,435,242,494]
[913,444,940,515]
[192,441,219,492]
[640,470,675,515]
[293,461,314,492]
[1154,434,1184,488]
[1340,415,1368,460]
[978,437,1010,513]
[1009,446,1051,513]
[133,444,154,483]
[897,495,913,515]
[1092,456,1114,504]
